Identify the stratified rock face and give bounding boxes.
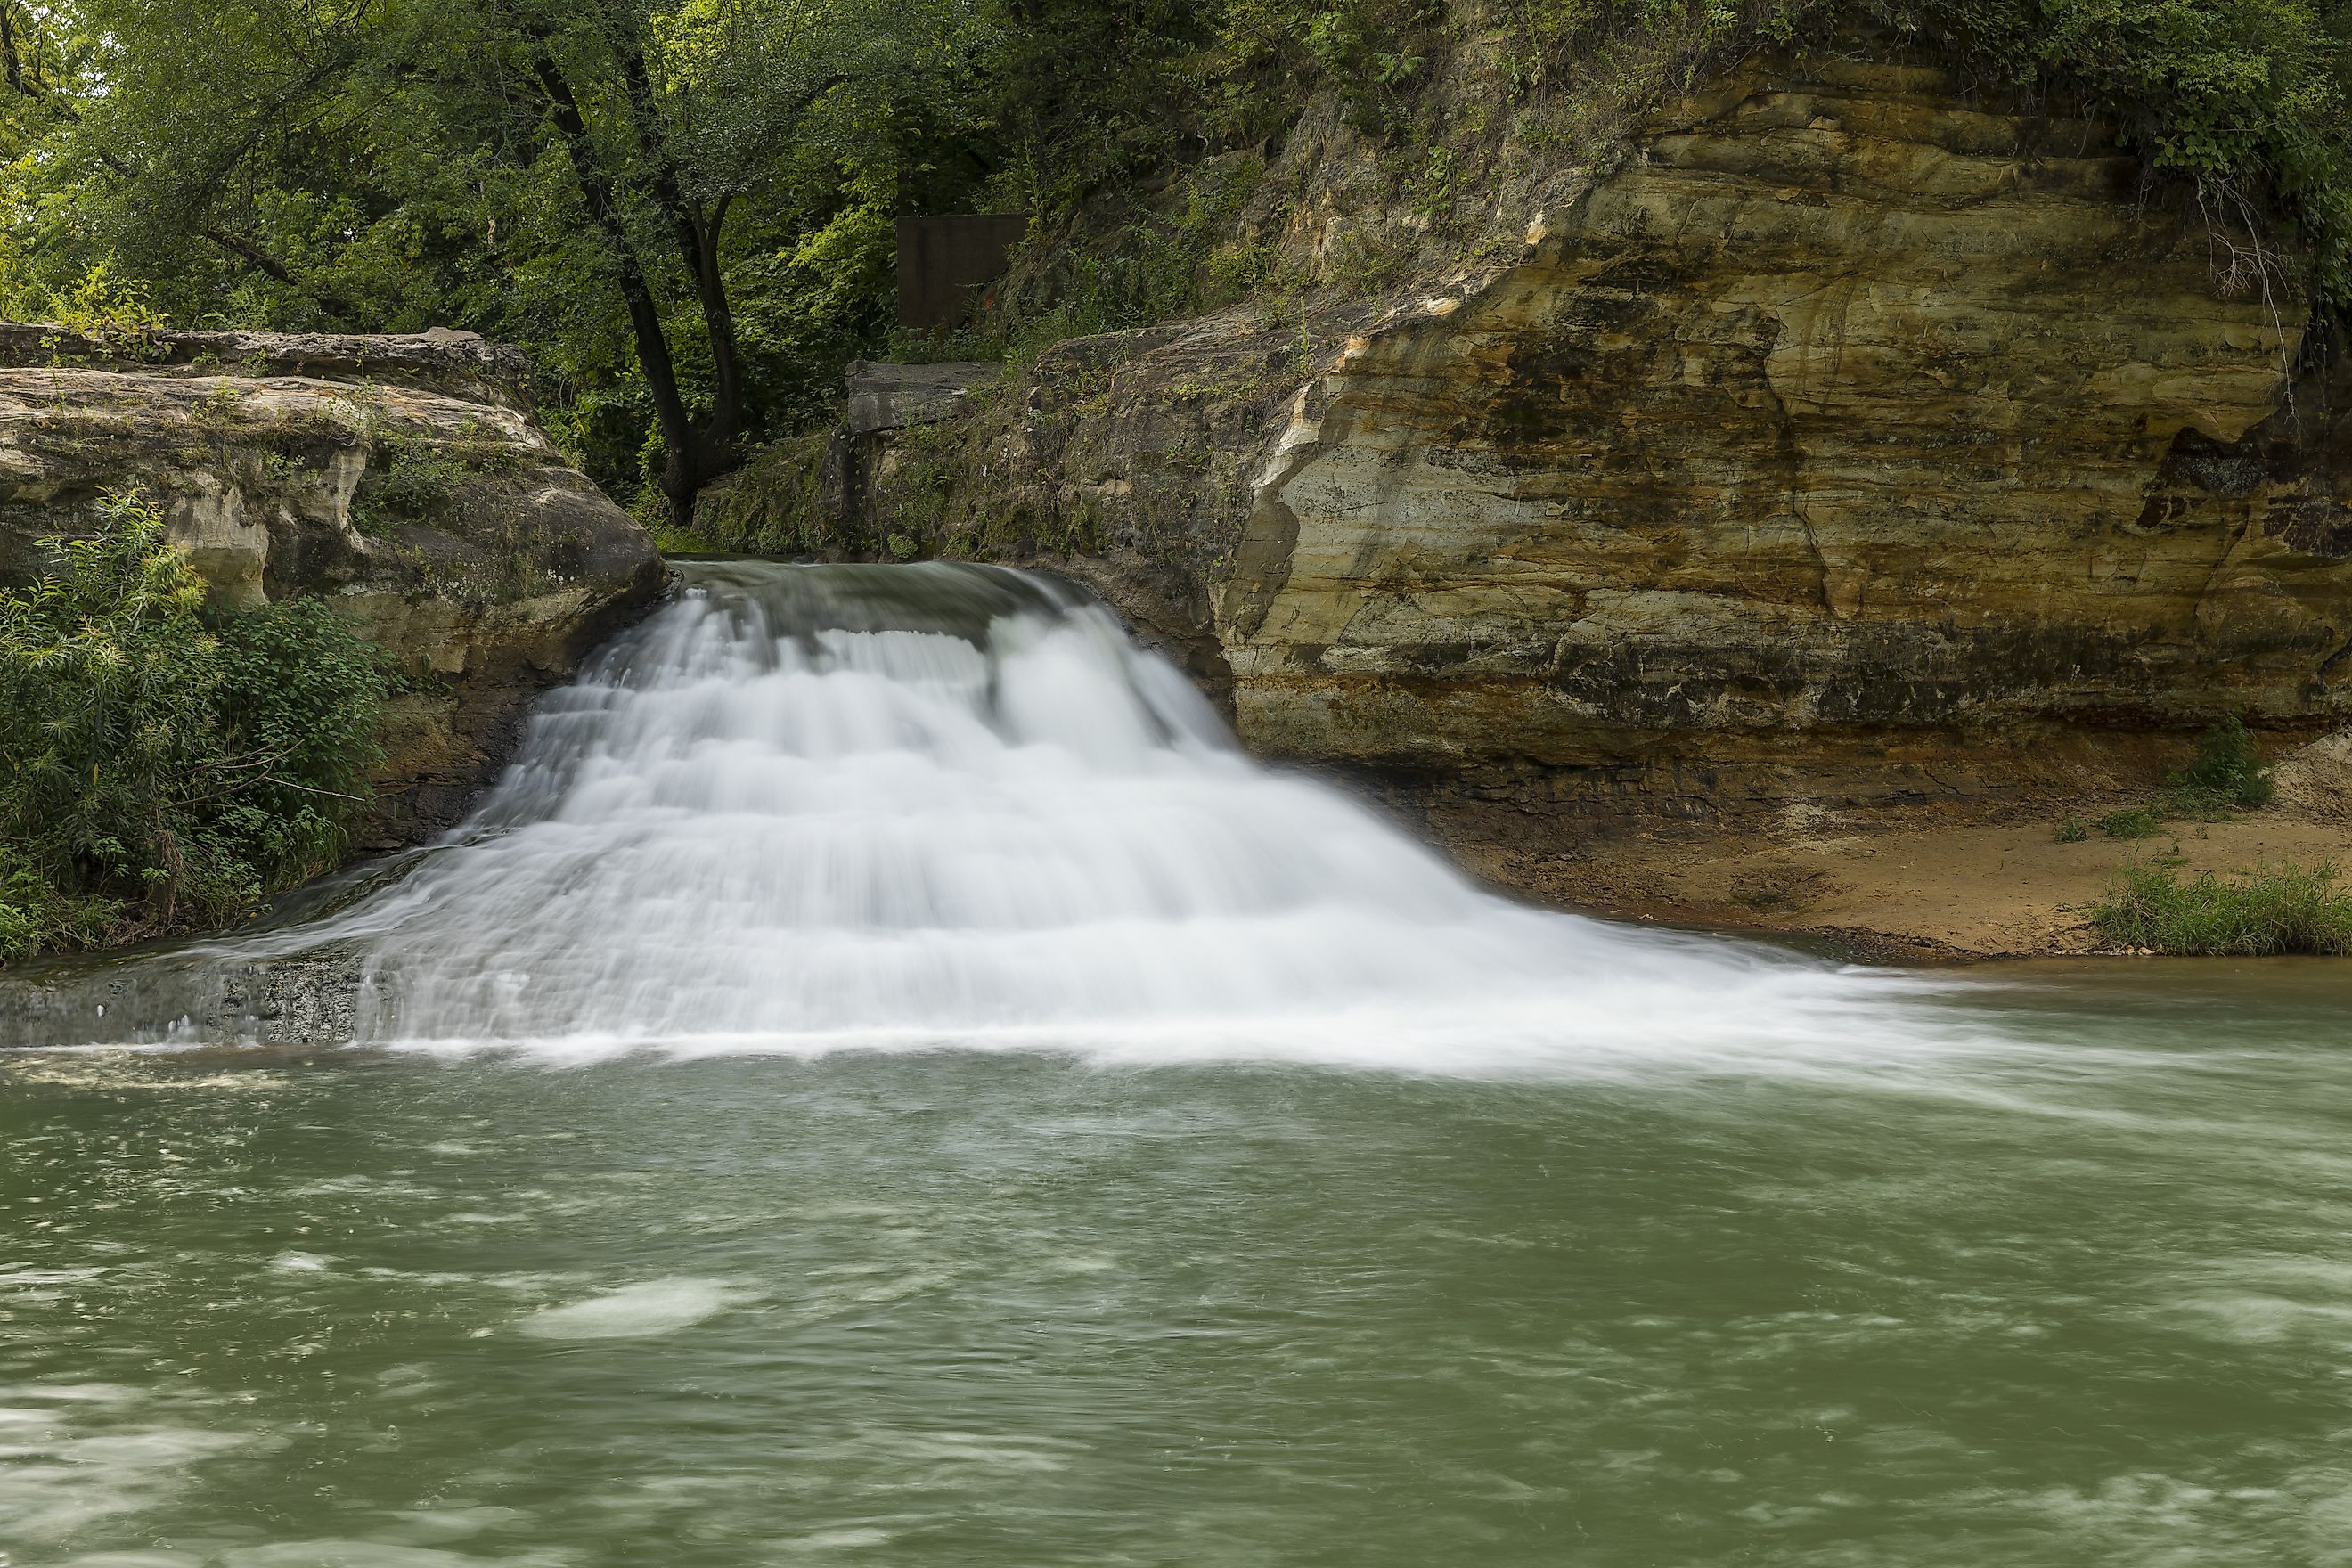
[1227,55,2326,806]
[711,49,2352,820]
[0,326,664,842]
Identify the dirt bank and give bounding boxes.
[1417,796,2352,962]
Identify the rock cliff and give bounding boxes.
[708,49,2352,832]
[0,325,663,844]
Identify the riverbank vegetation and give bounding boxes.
[0,494,394,961]
[2055,719,2277,842]
[0,0,2336,527]
[2092,860,2352,955]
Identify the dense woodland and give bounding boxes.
[0,0,2343,525]
[2,0,2349,960]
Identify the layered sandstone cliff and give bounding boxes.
[708,50,2351,828]
[0,326,663,843]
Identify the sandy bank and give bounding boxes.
[1425,796,2352,962]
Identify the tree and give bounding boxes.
[0,0,1002,522]
[462,0,907,519]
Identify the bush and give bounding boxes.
[2054,815,2090,843]
[0,492,394,961]
[2097,806,2165,839]
[2093,861,2352,955]
[2168,715,2274,812]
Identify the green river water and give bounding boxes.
[6,960,2352,1567]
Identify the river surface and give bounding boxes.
[6,563,2352,1565]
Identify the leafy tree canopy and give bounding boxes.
[0,0,2340,527]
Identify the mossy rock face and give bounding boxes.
[692,431,844,556]
[0,331,665,846]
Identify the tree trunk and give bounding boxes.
[528,44,730,526]
[610,34,747,524]
[531,16,855,527]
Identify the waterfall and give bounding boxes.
[227,559,1925,1069]
[9,559,1961,1070]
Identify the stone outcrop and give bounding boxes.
[710,48,2352,824]
[845,360,1000,434]
[1228,53,2323,810]
[0,325,663,844]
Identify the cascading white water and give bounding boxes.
[276,559,1953,1069]
[243,557,1966,1072]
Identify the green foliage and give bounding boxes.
[0,0,1017,518]
[1218,0,1448,131]
[33,255,171,351]
[0,0,2341,525]
[0,492,394,961]
[2054,815,2090,843]
[2092,860,2352,954]
[350,426,529,535]
[2167,715,2275,811]
[1495,0,1752,103]
[1912,0,2351,294]
[2096,805,2165,839]
[977,0,1228,217]
[894,155,1282,369]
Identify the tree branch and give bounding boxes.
[198,226,301,289]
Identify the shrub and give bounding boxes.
[2168,715,2274,812]
[350,426,527,535]
[2097,806,2165,839]
[0,492,395,961]
[2092,861,2352,955]
[2054,815,2090,843]
[40,255,169,353]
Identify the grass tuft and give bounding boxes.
[2096,807,2164,839]
[2090,861,2352,956]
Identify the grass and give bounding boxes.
[2052,719,2274,844]
[2165,715,2274,814]
[2096,807,2164,839]
[2090,861,2352,956]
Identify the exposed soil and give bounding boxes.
[1420,796,2352,962]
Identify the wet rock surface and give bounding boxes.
[0,946,363,1049]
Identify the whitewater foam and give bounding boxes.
[29,559,1988,1074]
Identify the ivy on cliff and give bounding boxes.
[0,493,395,961]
